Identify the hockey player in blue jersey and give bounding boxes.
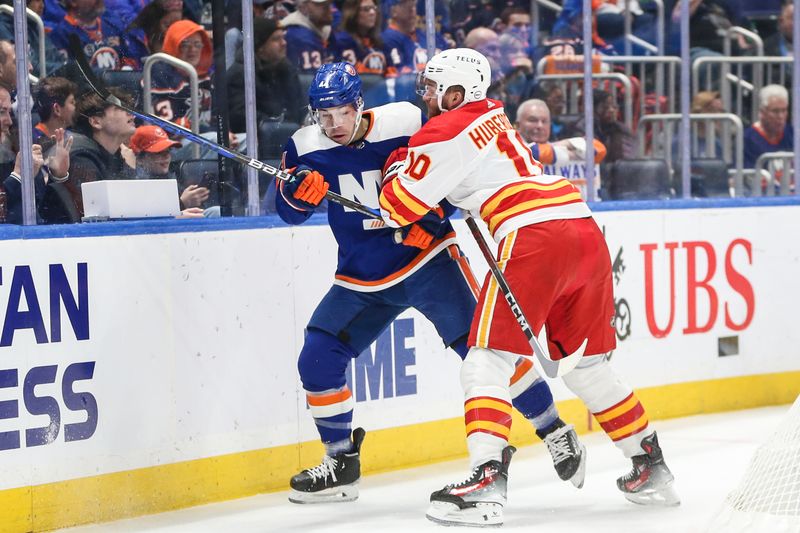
[278,62,587,504]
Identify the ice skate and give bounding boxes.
[617,432,680,506]
[426,446,515,527]
[289,427,366,504]
[538,419,587,488]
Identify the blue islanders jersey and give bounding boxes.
[277,102,458,292]
[284,24,331,72]
[50,15,136,70]
[744,124,794,168]
[330,32,390,76]
[381,25,448,74]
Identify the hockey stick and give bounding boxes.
[67,35,381,220]
[464,215,585,378]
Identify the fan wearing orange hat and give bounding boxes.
[129,125,209,210]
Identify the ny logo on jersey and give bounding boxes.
[339,170,383,212]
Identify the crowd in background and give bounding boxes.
[0,0,795,223]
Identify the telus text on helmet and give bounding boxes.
[455,55,481,64]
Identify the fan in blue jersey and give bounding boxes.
[381,0,449,74]
[281,0,334,72]
[329,0,391,76]
[278,62,587,505]
[50,0,136,70]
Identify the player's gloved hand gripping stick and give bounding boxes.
[67,34,381,220]
[464,214,585,378]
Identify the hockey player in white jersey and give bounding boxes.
[277,63,587,505]
[378,49,679,527]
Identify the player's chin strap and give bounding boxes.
[345,98,365,145]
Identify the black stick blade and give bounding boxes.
[67,34,116,103]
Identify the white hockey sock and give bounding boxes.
[325,437,353,456]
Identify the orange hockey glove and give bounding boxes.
[282,167,329,210]
[394,206,446,249]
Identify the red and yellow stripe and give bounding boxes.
[480,180,583,236]
[379,178,431,226]
[465,396,513,440]
[594,393,650,442]
[474,231,517,348]
[306,387,355,419]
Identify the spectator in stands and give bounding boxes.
[744,84,793,168]
[516,98,607,166]
[669,0,747,59]
[43,0,67,31]
[65,88,136,218]
[4,127,73,224]
[151,20,214,131]
[0,40,15,89]
[497,30,533,120]
[105,0,147,29]
[528,81,572,140]
[497,6,531,53]
[549,0,619,55]
[228,18,306,133]
[125,0,183,61]
[129,124,210,214]
[670,90,725,164]
[0,0,66,76]
[0,83,74,224]
[574,89,637,164]
[50,0,136,70]
[0,82,14,178]
[330,0,390,75]
[416,0,454,45]
[224,0,274,69]
[281,0,334,72]
[382,0,448,74]
[765,2,793,56]
[32,76,77,144]
[463,28,504,88]
[449,0,499,39]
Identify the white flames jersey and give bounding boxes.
[379,99,592,242]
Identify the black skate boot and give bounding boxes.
[426,446,516,527]
[288,427,366,504]
[537,419,587,488]
[617,432,680,507]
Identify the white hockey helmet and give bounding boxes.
[418,48,492,112]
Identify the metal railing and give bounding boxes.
[754,151,794,196]
[600,55,680,117]
[0,4,45,80]
[638,113,744,195]
[143,53,200,158]
[536,72,634,131]
[692,56,792,125]
[623,0,664,55]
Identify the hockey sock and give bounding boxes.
[298,329,359,445]
[324,436,354,456]
[593,392,652,458]
[509,358,559,433]
[465,388,512,469]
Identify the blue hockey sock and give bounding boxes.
[512,378,559,431]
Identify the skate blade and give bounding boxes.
[569,443,587,489]
[425,501,504,527]
[623,484,680,507]
[288,483,358,504]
